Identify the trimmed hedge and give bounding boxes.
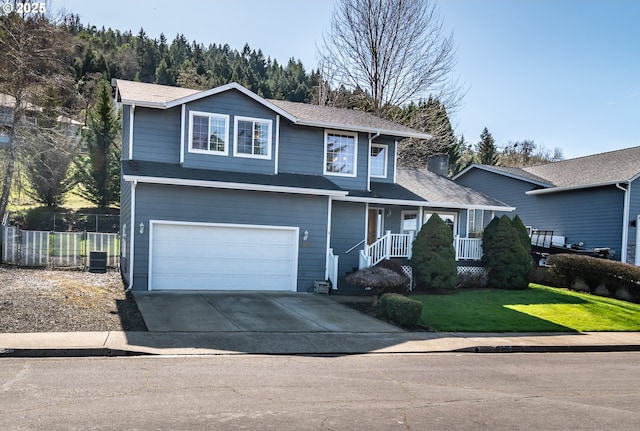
[380,293,423,327]
[547,254,640,303]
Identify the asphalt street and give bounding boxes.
[1,352,639,430]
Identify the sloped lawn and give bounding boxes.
[412,283,640,332]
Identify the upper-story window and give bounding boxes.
[234,116,272,159]
[325,131,357,177]
[189,111,229,155]
[370,143,388,178]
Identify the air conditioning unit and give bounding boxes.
[314,281,331,294]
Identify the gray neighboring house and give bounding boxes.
[115,79,512,293]
[453,146,640,265]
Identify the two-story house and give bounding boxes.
[115,79,512,293]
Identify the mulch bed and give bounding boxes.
[0,266,147,333]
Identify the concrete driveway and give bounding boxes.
[133,291,403,333]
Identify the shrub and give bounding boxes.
[482,215,530,290]
[375,260,410,293]
[411,213,457,290]
[548,254,640,302]
[346,266,410,306]
[380,293,423,327]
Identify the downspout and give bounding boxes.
[125,180,137,292]
[367,132,380,191]
[616,182,630,263]
[128,104,135,160]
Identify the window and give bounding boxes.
[468,209,484,237]
[189,111,229,155]
[424,212,457,235]
[234,116,272,158]
[325,131,357,176]
[370,144,387,178]
[401,211,418,234]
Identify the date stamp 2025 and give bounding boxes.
[2,1,46,15]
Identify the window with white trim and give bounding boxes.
[424,211,457,235]
[325,131,357,176]
[189,111,229,155]
[401,211,418,234]
[234,116,272,158]
[467,209,484,237]
[370,143,388,178]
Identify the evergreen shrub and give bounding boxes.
[548,254,640,303]
[411,213,457,290]
[380,293,423,327]
[481,215,530,290]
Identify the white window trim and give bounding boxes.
[423,211,458,237]
[188,110,230,156]
[370,143,388,178]
[233,115,272,160]
[401,210,418,234]
[323,130,358,177]
[467,209,484,236]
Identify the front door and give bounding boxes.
[367,208,383,245]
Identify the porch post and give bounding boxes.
[384,230,391,260]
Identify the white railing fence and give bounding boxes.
[2,225,120,268]
[455,236,483,261]
[362,231,413,268]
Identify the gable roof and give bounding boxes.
[269,99,430,139]
[454,146,640,195]
[397,167,514,211]
[113,79,430,139]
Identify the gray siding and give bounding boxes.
[278,121,324,176]
[182,90,277,174]
[132,107,181,163]
[457,169,625,259]
[626,179,640,263]
[330,201,367,280]
[131,184,329,291]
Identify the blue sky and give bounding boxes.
[55,0,639,159]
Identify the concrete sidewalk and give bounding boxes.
[1,331,640,357]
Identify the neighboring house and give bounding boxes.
[0,93,82,147]
[115,79,513,293]
[453,146,640,265]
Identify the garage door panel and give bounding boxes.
[150,223,298,291]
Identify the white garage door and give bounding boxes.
[149,222,298,291]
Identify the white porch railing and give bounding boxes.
[355,232,483,269]
[360,231,413,269]
[326,248,339,289]
[455,236,483,261]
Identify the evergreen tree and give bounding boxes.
[512,214,533,277]
[411,214,457,290]
[481,215,530,290]
[477,127,499,165]
[75,80,121,208]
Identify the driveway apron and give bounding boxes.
[133,291,403,333]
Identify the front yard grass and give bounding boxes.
[412,283,640,332]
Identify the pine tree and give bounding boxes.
[411,214,457,290]
[477,127,499,165]
[482,215,530,290]
[75,80,121,208]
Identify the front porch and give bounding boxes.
[326,230,483,290]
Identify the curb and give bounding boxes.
[454,345,640,353]
[0,348,150,358]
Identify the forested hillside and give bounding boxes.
[63,14,318,107]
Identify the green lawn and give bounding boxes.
[412,284,640,332]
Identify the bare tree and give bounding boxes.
[318,0,461,117]
[0,7,76,220]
